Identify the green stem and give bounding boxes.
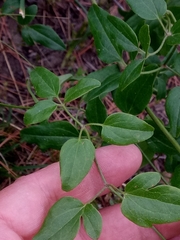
[163,46,177,65]
[158,18,169,35]
[94,157,108,185]
[57,97,83,128]
[74,0,88,15]
[0,102,29,109]
[85,123,104,128]
[146,106,180,154]
[141,67,163,75]
[147,35,169,57]
[152,226,166,240]
[108,185,124,201]
[166,10,176,23]
[166,65,180,77]
[27,80,38,103]
[87,186,107,204]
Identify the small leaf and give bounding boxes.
[102,113,154,145]
[82,204,102,239]
[60,139,95,191]
[139,24,151,54]
[18,5,38,25]
[59,74,73,85]
[114,68,156,115]
[122,172,180,227]
[86,97,107,134]
[33,197,84,240]
[118,59,144,91]
[21,24,66,50]
[126,0,167,20]
[166,86,180,138]
[88,4,122,63]
[64,78,101,103]
[30,67,60,98]
[2,0,20,14]
[107,15,139,52]
[24,100,57,125]
[84,65,120,101]
[20,121,79,150]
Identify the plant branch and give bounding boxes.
[0,102,29,109]
[146,106,180,154]
[152,226,167,240]
[141,67,163,75]
[147,35,169,57]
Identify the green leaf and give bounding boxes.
[60,139,95,191]
[174,53,180,74]
[171,164,180,188]
[59,74,73,85]
[122,172,180,227]
[107,15,139,52]
[18,5,38,25]
[88,4,122,63]
[82,204,102,240]
[102,113,154,145]
[64,78,100,103]
[166,86,180,138]
[114,68,156,115]
[30,67,60,98]
[139,24,151,54]
[167,33,180,45]
[126,0,167,20]
[33,197,84,240]
[118,59,144,91]
[2,0,20,14]
[24,100,57,125]
[21,24,66,50]
[171,19,180,34]
[20,121,79,150]
[86,97,107,134]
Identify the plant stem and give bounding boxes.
[158,18,169,35]
[0,102,29,109]
[74,0,88,15]
[94,157,108,185]
[87,186,107,204]
[146,106,180,154]
[57,97,83,128]
[163,46,177,65]
[141,67,163,75]
[147,35,169,57]
[166,65,180,77]
[166,10,177,23]
[85,123,104,128]
[152,226,167,240]
[107,185,124,201]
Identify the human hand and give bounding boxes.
[0,145,179,240]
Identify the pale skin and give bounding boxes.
[0,145,180,240]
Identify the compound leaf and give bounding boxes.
[33,197,84,240]
[102,113,154,145]
[20,121,79,150]
[122,172,180,227]
[60,139,95,191]
[24,100,57,125]
[64,78,100,103]
[126,0,167,20]
[166,86,180,138]
[30,67,60,98]
[21,24,66,50]
[82,204,102,240]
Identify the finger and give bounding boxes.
[77,205,180,240]
[0,145,142,239]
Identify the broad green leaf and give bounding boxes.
[114,69,156,115]
[139,24,151,54]
[60,139,95,191]
[18,5,38,25]
[122,172,180,227]
[30,67,60,98]
[118,59,144,91]
[86,97,107,134]
[21,24,66,50]
[167,33,180,45]
[33,197,84,240]
[88,4,122,63]
[20,121,79,150]
[171,165,180,188]
[64,78,100,103]
[107,15,139,52]
[82,204,102,239]
[166,86,180,138]
[102,113,154,145]
[24,100,57,125]
[59,74,73,85]
[2,0,20,14]
[84,72,121,102]
[126,0,167,20]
